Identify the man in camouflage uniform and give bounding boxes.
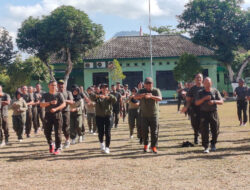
[11,91,27,142]
[22,86,34,138]
[57,80,74,148]
[0,86,11,146]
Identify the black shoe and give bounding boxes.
[194,137,199,145]
[139,138,143,145]
[26,134,30,138]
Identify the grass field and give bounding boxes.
[0,102,250,190]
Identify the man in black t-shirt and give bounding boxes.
[40,80,66,155]
[195,77,223,153]
[22,86,34,138]
[111,85,122,128]
[234,79,248,126]
[182,73,204,144]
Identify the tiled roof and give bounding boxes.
[84,35,214,60]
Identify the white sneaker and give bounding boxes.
[71,139,76,145]
[104,147,110,154]
[18,139,23,142]
[100,143,105,152]
[0,141,5,147]
[78,136,83,143]
[130,135,133,140]
[204,148,210,153]
[93,132,97,135]
[242,123,247,127]
[63,141,70,149]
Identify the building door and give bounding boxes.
[93,72,109,86]
[122,71,143,89]
[156,71,178,90]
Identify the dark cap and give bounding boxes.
[144,77,153,84]
[124,84,128,87]
[238,78,245,83]
[58,79,64,84]
[132,87,138,92]
[100,83,108,89]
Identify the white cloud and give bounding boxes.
[2,0,249,53]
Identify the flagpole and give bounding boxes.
[149,0,153,78]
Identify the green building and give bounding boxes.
[83,35,222,98]
[52,34,232,98]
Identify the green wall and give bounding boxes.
[83,56,219,98]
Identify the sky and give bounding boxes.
[0,0,249,49]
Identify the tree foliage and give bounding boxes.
[151,26,184,35]
[109,59,126,83]
[173,53,203,82]
[178,0,250,82]
[0,27,16,70]
[16,6,104,87]
[5,56,52,95]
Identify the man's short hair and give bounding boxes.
[49,80,57,85]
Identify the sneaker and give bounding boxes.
[100,143,105,152]
[26,134,30,138]
[104,147,110,154]
[54,149,61,155]
[0,141,5,147]
[71,138,76,145]
[203,148,209,153]
[242,123,247,127]
[78,136,83,143]
[130,135,133,140]
[63,141,70,149]
[210,144,216,151]
[49,144,55,154]
[151,146,157,154]
[5,139,9,145]
[144,145,148,153]
[194,137,199,145]
[139,138,143,145]
[93,132,97,135]
[18,139,23,142]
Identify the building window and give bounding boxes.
[224,74,229,85]
[123,71,143,89]
[120,63,122,66]
[134,63,138,66]
[174,62,177,65]
[142,63,145,66]
[217,74,220,82]
[156,71,178,90]
[126,63,130,67]
[159,62,162,65]
[167,62,170,65]
[202,69,209,78]
[152,62,155,65]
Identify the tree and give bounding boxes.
[151,26,184,35]
[5,55,51,95]
[173,53,203,82]
[108,59,126,83]
[16,6,104,87]
[178,0,250,82]
[232,51,250,81]
[0,27,16,70]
